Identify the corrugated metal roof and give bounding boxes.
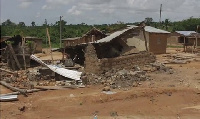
[30,55,82,81]
[0,95,18,102]
[176,31,197,36]
[96,26,135,43]
[145,26,170,33]
[62,37,81,41]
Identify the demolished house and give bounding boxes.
[168,31,200,52]
[62,27,107,47]
[63,25,157,74]
[1,25,175,101]
[0,35,43,70]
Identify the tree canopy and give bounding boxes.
[1,17,199,48]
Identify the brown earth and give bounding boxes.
[1,48,200,119]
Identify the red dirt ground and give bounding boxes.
[1,48,200,119]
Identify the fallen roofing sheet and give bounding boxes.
[30,55,82,81]
[0,95,18,102]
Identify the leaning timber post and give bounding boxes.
[183,37,186,52]
[196,36,198,49]
[0,81,28,97]
[62,47,66,63]
[22,37,27,70]
[46,28,54,64]
[7,44,22,70]
[143,28,148,51]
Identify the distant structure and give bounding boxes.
[160,4,162,23]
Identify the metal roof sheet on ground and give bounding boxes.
[145,26,170,34]
[96,26,135,43]
[30,55,82,80]
[176,31,197,36]
[0,95,18,102]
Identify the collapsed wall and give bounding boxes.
[84,43,156,74]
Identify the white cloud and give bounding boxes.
[42,4,53,10]
[42,0,73,10]
[68,6,81,15]
[19,0,32,8]
[2,0,200,25]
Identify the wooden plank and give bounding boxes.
[7,44,21,69]
[0,81,27,97]
[22,38,27,70]
[46,28,54,63]
[0,68,17,74]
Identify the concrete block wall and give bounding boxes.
[100,52,156,71]
[84,43,156,74]
[84,43,101,74]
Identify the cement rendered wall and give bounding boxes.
[149,33,168,54]
[84,44,156,74]
[127,31,149,51]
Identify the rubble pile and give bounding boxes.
[162,53,200,64]
[87,68,150,89]
[3,70,34,89]
[86,62,173,90]
[143,61,174,74]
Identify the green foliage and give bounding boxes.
[1,17,200,48]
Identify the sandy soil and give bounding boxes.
[1,48,200,119]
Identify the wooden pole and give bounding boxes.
[46,28,54,63]
[0,68,17,74]
[22,37,27,70]
[142,27,148,51]
[184,37,186,52]
[0,81,28,97]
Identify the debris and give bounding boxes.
[69,94,75,97]
[102,86,110,91]
[162,53,199,64]
[110,111,118,117]
[102,91,117,95]
[0,95,18,102]
[0,68,17,74]
[30,55,82,81]
[18,106,26,112]
[0,81,28,97]
[35,85,78,90]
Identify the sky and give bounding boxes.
[1,0,200,26]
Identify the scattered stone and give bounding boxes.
[102,86,110,91]
[110,111,118,117]
[69,94,75,97]
[18,106,26,112]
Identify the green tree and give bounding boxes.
[144,17,153,26]
[2,19,16,26]
[31,21,36,26]
[18,22,26,27]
